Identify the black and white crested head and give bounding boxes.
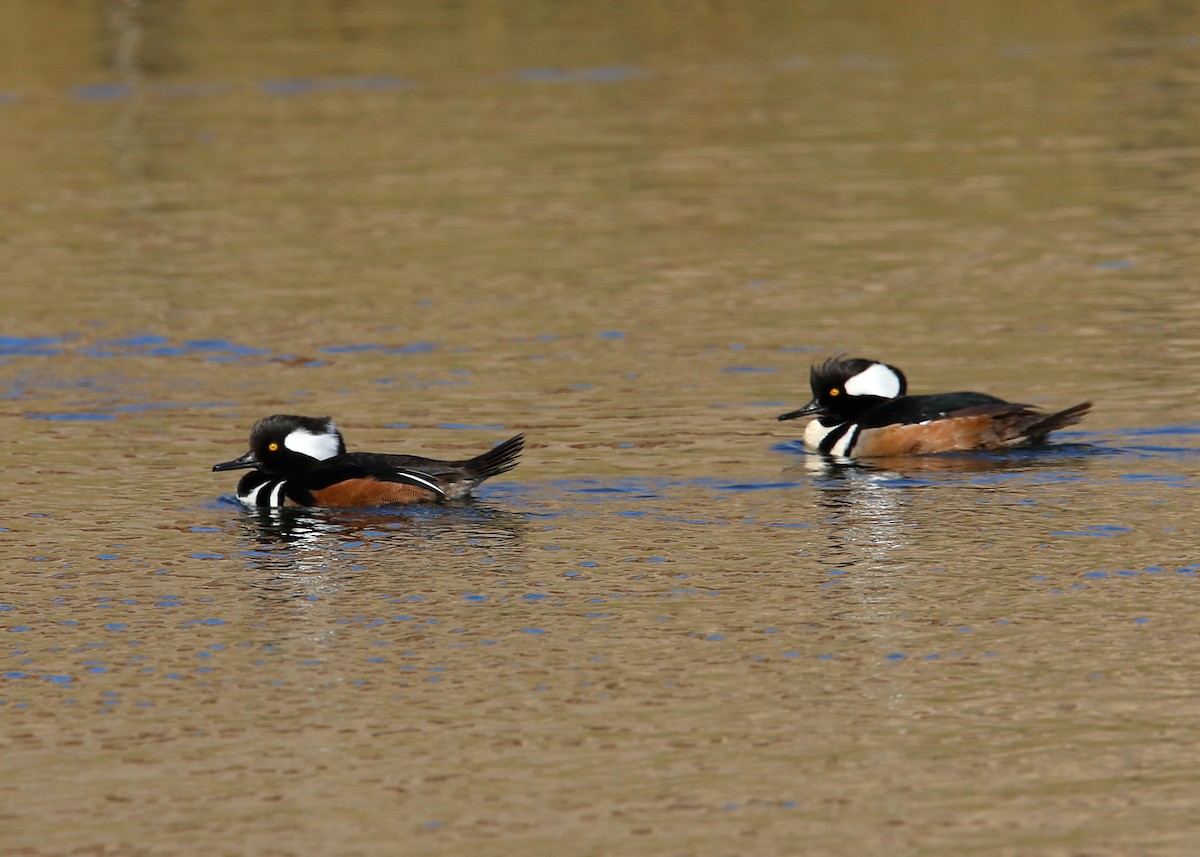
[259,414,345,462]
[213,414,347,478]
[810,356,906,401]
[776,356,908,425]
[248,414,346,476]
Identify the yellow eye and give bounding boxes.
[829,388,840,396]
[268,442,279,452]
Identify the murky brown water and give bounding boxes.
[4,2,1200,855]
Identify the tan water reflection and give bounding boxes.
[4,2,1200,855]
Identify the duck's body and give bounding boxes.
[780,357,1091,459]
[213,414,523,508]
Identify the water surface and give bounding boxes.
[4,3,1200,855]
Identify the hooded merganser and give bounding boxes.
[778,356,1092,458]
[213,414,524,508]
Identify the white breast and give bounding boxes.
[803,419,837,452]
[238,478,288,508]
[239,481,268,507]
[803,418,858,458]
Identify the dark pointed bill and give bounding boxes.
[212,450,261,472]
[778,400,825,422]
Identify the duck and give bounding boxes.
[213,414,523,507]
[778,356,1091,458]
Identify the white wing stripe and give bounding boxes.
[402,470,446,498]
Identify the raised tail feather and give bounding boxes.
[466,434,525,481]
[989,400,1092,448]
[1015,401,1092,444]
[935,400,1092,449]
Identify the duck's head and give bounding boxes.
[778,356,906,422]
[212,414,345,477]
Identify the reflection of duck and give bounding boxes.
[785,442,1096,479]
[213,414,523,507]
[782,438,1097,583]
[228,502,529,592]
[779,356,1091,459]
[234,502,528,549]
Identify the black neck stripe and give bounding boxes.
[818,422,857,456]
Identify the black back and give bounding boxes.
[850,391,1012,428]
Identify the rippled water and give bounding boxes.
[5,2,1200,855]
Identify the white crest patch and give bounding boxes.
[844,363,902,398]
[283,425,342,461]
